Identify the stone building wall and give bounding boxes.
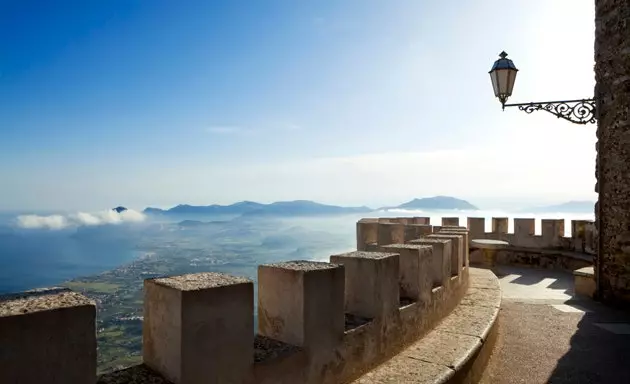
[594,0,630,303]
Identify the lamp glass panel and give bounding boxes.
[497,69,509,95]
[506,69,517,96]
[490,71,500,97]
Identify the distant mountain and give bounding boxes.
[382,196,478,211]
[523,200,595,213]
[144,201,265,216]
[242,200,371,217]
[145,200,372,217]
[112,206,127,213]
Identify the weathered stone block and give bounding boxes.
[258,261,344,350]
[0,288,97,384]
[574,267,596,298]
[412,217,431,225]
[571,220,593,253]
[439,228,469,268]
[395,217,411,224]
[330,251,399,319]
[143,273,254,384]
[377,222,405,246]
[381,244,433,302]
[441,217,460,226]
[408,238,451,288]
[356,219,378,251]
[467,217,486,239]
[428,233,463,277]
[491,217,509,234]
[403,224,432,242]
[514,218,535,237]
[541,219,565,247]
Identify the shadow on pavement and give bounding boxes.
[547,299,630,383]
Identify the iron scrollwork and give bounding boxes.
[505,99,597,125]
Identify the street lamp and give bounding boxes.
[489,51,597,124]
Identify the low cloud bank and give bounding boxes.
[16,209,146,230]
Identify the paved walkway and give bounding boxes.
[480,266,630,384]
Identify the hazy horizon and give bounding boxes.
[0,195,596,215]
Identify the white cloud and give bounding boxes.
[16,209,146,230]
[16,215,69,230]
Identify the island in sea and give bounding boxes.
[379,196,479,211]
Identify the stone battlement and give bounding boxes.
[0,220,471,384]
[357,216,596,255]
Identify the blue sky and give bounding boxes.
[0,0,598,211]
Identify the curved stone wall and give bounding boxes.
[0,218,471,384]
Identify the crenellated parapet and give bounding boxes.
[466,217,595,254]
[356,216,595,256]
[0,218,471,384]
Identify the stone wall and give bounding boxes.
[0,221,470,384]
[594,0,630,304]
[357,216,595,275]
[357,216,596,257]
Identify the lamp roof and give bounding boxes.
[489,51,518,73]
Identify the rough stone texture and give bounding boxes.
[0,287,93,317]
[0,287,97,384]
[468,217,486,239]
[429,233,463,278]
[143,273,254,384]
[513,218,535,237]
[460,288,501,308]
[440,228,470,268]
[541,219,565,248]
[498,248,593,272]
[252,255,470,384]
[403,224,432,243]
[351,267,499,384]
[404,331,481,371]
[151,271,250,291]
[574,267,597,298]
[257,261,344,350]
[491,218,508,234]
[434,304,498,342]
[356,219,379,252]
[377,222,405,246]
[595,0,630,304]
[396,217,411,225]
[2,257,471,384]
[409,238,452,288]
[330,251,399,319]
[97,364,172,384]
[572,220,596,254]
[254,334,303,363]
[381,245,431,301]
[575,274,597,298]
[354,357,454,384]
[442,217,460,226]
[412,217,431,225]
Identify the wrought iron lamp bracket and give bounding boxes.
[502,98,597,125]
